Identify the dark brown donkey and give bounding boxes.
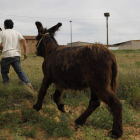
[33,21,123,138]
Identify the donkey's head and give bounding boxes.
[35,21,62,57]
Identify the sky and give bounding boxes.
[0,0,140,45]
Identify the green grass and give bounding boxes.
[0,52,140,139]
[42,106,58,116]
[112,49,140,54]
[22,127,36,138]
[62,90,90,107]
[40,115,74,138]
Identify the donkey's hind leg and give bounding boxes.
[53,89,65,112]
[75,91,100,125]
[98,88,123,138]
[33,78,51,111]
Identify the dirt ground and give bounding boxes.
[1,100,140,140]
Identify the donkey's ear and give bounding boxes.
[35,21,44,33]
[48,23,62,35]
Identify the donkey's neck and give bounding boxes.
[43,39,58,58]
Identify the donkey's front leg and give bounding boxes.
[53,89,65,112]
[33,78,51,111]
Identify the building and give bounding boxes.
[21,36,140,54]
[114,40,140,50]
[20,36,37,54]
[67,41,118,50]
[108,45,118,50]
[67,41,93,47]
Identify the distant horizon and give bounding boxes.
[22,35,140,46]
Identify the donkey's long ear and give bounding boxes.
[48,23,62,35]
[35,21,44,33]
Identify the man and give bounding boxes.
[0,19,33,90]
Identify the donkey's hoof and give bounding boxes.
[108,130,123,138]
[74,123,80,130]
[58,104,65,113]
[75,119,84,126]
[33,104,42,111]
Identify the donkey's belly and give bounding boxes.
[54,79,88,90]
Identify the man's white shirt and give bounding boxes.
[0,29,24,58]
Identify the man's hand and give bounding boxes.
[0,43,3,50]
[24,54,27,59]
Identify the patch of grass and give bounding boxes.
[63,90,89,107]
[117,71,140,109]
[80,126,113,140]
[0,81,35,112]
[122,102,138,125]
[21,108,41,124]
[0,98,10,112]
[85,101,138,132]
[40,115,74,138]
[59,113,71,123]
[119,63,133,69]
[87,105,112,130]
[137,124,140,128]
[42,106,58,116]
[112,49,140,54]
[125,54,129,57]
[22,127,36,138]
[0,130,8,140]
[135,61,140,67]
[11,132,26,140]
[126,129,134,135]
[0,112,21,129]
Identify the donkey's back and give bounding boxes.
[47,44,117,92]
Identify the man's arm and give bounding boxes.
[0,43,3,50]
[21,38,27,59]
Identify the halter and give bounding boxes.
[21,32,49,61]
[36,32,49,48]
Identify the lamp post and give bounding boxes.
[104,13,110,48]
[70,21,72,47]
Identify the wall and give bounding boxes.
[118,41,132,50]
[117,40,140,50]
[131,41,140,49]
[108,47,118,50]
[20,36,37,54]
[67,41,93,47]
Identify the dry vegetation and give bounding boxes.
[0,50,140,140]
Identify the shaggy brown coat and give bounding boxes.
[33,21,123,138]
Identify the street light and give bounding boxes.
[70,21,72,47]
[104,12,110,48]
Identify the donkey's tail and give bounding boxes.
[111,60,118,94]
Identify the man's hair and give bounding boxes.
[0,28,2,31]
[4,19,14,29]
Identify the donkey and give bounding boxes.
[33,21,123,138]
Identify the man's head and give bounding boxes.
[4,19,14,29]
[0,28,2,31]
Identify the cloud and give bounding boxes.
[0,0,140,45]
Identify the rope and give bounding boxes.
[36,32,49,48]
[21,32,49,61]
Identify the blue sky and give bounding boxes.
[0,0,140,45]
